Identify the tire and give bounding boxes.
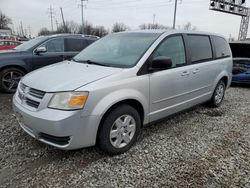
[0,67,25,93]
[97,104,141,155]
[208,80,226,108]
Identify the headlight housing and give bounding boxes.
[48,92,89,110]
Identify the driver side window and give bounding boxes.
[153,35,186,68]
[40,38,64,52]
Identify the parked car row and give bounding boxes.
[0,40,21,50]
[0,34,98,93]
[13,30,232,155]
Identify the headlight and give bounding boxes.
[48,92,89,110]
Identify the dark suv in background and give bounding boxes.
[0,34,98,93]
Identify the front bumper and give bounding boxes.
[13,93,101,150]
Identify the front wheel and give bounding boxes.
[0,67,25,93]
[97,104,141,155]
[208,80,226,108]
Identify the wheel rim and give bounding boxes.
[109,115,136,149]
[2,71,23,91]
[215,83,224,104]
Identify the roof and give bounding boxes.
[122,29,225,38]
[230,40,250,44]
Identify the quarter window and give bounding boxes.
[187,35,212,63]
[65,38,88,52]
[40,38,64,52]
[153,35,186,68]
[212,36,231,58]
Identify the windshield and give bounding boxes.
[14,36,46,51]
[73,32,160,68]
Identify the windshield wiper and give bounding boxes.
[72,59,109,67]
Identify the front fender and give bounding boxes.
[90,88,149,124]
[0,60,27,71]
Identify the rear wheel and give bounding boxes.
[208,80,226,108]
[97,104,141,155]
[0,67,25,93]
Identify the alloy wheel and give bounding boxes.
[109,115,136,149]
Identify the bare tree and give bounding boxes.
[181,22,197,31]
[93,26,108,37]
[0,11,12,29]
[38,27,51,36]
[139,23,169,30]
[112,22,129,33]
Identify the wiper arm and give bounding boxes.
[72,59,109,67]
[83,60,110,67]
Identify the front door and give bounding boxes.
[149,35,194,122]
[32,38,65,70]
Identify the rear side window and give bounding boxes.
[212,36,231,58]
[187,35,212,63]
[86,39,96,45]
[65,38,88,52]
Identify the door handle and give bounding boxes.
[193,68,200,74]
[181,71,190,76]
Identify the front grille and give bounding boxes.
[39,133,70,146]
[18,82,46,109]
[26,98,40,108]
[29,88,46,99]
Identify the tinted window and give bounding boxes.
[212,36,231,58]
[153,35,186,68]
[65,38,88,52]
[0,41,4,46]
[40,38,64,52]
[187,35,212,63]
[86,39,95,45]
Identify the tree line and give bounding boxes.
[38,21,197,37]
[0,10,197,38]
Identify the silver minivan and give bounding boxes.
[13,30,232,155]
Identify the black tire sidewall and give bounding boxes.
[97,104,141,155]
[0,67,24,93]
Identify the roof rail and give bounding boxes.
[47,33,100,39]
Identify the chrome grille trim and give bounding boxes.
[18,82,46,110]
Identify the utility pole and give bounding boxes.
[80,0,88,34]
[28,25,31,38]
[153,14,156,25]
[20,21,24,37]
[173,0,178,29]
[60,7,66,32]
[48,5,55,31]
[55,19,59,30]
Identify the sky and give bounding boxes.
[0,0,249,39]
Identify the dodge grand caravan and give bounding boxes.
[13,30,232,155]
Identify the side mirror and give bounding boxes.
[150,56,172,72]
[34,47,47,54]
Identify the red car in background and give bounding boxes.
[0,40,21,50]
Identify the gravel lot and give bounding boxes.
[0,87,249,187]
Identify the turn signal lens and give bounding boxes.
[68,95,88,108]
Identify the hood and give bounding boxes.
[21,61,123,92]
[0,50,26,59]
